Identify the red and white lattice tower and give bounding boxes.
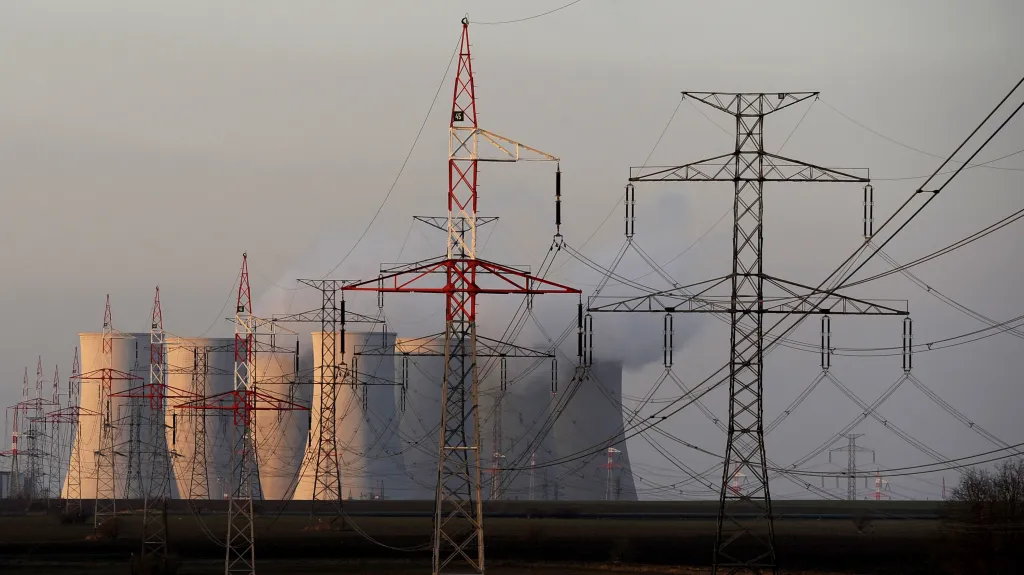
[79,295,143,533]
[228,253,258,575]
[176,254,307,575]
[728,465,748,496]
[342,19,577,575]
[2,368,30,498]
[601,447,621,501]
[871,472,890,501]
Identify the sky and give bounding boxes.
[1,0,1023,500]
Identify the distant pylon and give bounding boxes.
[601,448,621,501]
[28,357,46,501]
[870,471,890,501]
[829,434,874,500]
[47,364,62,506]
[141,286,170,570]
[65,347,84,516]
[79,295,144,534]
[2,368,30,499]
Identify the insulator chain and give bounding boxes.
[663,313,674,369]
[400,354,408,413]
[377,275,384,309]
[555,164,562,237]
[577,301,584,361]
[584,313,594,367]
[500,356,508,392]
[171,411,178,446]
[550,357,558,395]
[340,298,347,353]
[902,317,913,373]
[863,184,874,239]
[625,183,636,239]
[821,315,832,373]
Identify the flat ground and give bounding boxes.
[0,500,967,573]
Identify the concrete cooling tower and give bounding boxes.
[64,332,157,500]
[294,332,405,501]
[392,339,444,500]
[476,358,559,501]
[552,360,638,501]
[254,345,311,500]
[164,337,234,499]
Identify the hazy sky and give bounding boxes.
[2,0,1023,500]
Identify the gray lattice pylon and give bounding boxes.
[596,92,909,575]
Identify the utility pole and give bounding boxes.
[590,92,908,574]
[340,19,578,575]
[829,433,874,500]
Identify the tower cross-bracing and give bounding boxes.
[176,253,308,575]
[589,92,908,575]
[341,19,578,575]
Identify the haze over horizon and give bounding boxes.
[2,0,1023,500]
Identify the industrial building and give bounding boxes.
[164,337,235,499]
[552,360,638,501]
[294,331,405,500]
[48,327,638,504]
[392,339,443,500]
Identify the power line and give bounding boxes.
[472,1,585,25]
[820,97,1024,172]
[320,32,462,278]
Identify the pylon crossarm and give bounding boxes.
[341,258,580,296]
[451,127,559,162]
[173,389,309,412]
[109,383,201,401]
[78,368,143,382]
[271,307,381,324]
[41,406,100,423]
[356,331,552,358]
[683,91,818,116]
[589,276,907,315]
[629,152,868,182]
[762,275,908,315]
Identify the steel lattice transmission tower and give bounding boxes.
[1,368,30,499]
[829,433,874,501]
[40,348,92,517]
[79,295,143,534]
[143,287,171,568]
[47,364,62,505]
[279,282,382,510]
[591,92,908,574]
[227,255,259,574]
[342,19,577,575]
[177,253,308,575]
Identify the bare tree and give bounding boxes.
[945,459,1024,574]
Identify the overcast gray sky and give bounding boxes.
[2,0,1023,499]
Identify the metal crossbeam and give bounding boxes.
[337,19,573,575]
[588,91,897,575]
[589,276,907,316]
